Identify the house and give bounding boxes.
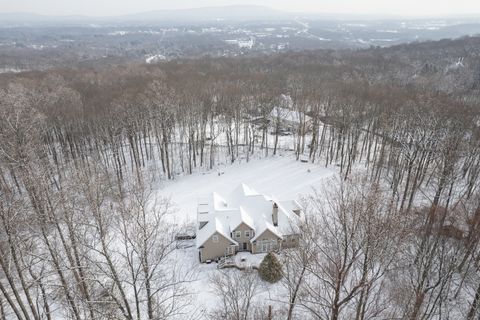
[196,183,303,263]
[269,106,312,134]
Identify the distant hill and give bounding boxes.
[0,6,292,25]
[118,5,291,22]
[0,12,88,24]
[1,7,480,26]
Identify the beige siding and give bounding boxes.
[231,223,254,251]
[199,232,236,262]
[281,234,300,249]
[252,229,282,254]
[199,229,301,262]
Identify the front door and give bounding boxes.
[243,242,247,251]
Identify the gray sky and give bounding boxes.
[1,0,480,17]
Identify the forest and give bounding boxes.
[1,35,480,319]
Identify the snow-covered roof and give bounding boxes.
[196,217,238,248]
[250,221,283,242]
[269,107,310,124]
[196,183,303,249]
[230,207,256,231]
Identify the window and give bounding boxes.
[245,230,250,238]
[261,241,270,252]
[225,246,235,255]
[235,231,241,238]
[258,240,274,253]
[212,235,219,243]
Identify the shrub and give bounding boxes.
[258,252,282,283]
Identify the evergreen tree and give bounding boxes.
[258,252,283,283]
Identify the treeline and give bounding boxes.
[0,37,480,319]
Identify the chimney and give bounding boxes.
[272,202,278,226]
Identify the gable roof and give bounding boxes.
[196,183,303,249]
[250,221,283,242]
[230,207,256,231]
[196,217,238,249]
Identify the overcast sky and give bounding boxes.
[1,0,479,17]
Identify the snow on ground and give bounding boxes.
[172,246,281,317]
[154,155,337,316]
[156,155,337,225]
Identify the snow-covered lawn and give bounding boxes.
[154,155,337,316]
[171,247,271,317]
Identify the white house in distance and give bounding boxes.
[269,106,312,134]
[196,183,303,263]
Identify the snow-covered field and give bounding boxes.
[154,155,337,316]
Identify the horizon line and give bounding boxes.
[0,5,480,20]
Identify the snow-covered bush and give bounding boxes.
[258,252,283,283]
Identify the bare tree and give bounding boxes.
[299,175,402,320]
[209,270,260,320]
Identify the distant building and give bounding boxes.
[196,183,303,263]
[269,106,311,133]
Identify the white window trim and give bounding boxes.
[212,235,219,243]
[235,231,241,238]
[257,239,279,253]
[226,246,235,255]
[245,230,250,238]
